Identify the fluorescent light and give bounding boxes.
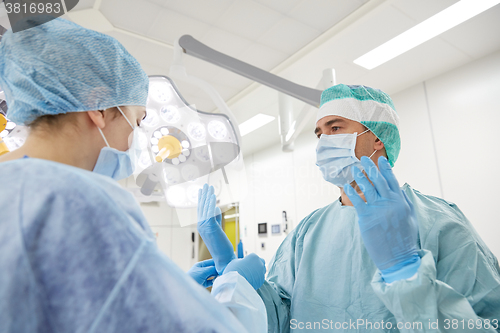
[354,0,500,70]
[239,113,275,136]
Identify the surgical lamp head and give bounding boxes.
[134,76,242,209]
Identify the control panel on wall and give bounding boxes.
[258,223,267,236]
[282,211,288,234]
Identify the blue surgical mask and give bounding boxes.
[93,107,137,180]
[315,129,376,187]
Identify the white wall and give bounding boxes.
[240,50,500,264]
[140,201,198,272]
[394,50,500,258]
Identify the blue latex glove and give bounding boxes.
[224,253,266,290]
[197,184,236,274]
[344,156,420,283]
[187,259,219,288]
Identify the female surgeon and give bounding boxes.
[0,17,266,332]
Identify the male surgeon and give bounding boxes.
[201,84,500,332]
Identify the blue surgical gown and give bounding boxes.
[0,158,267,333]
[258,184,500,332]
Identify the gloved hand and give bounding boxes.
[197,184,236,274]
[344,156,420,283]
[224,253,266,290]
[187,259,219,288]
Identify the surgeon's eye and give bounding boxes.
[331,126,340,132]
[137,114,147,126]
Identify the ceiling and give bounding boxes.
[67,0,369,111]
[2,0,500,156]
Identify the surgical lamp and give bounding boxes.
[0,88,25,155]
[133,76,242,211]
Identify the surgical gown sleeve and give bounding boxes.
[256,209,320,333]
[0,159,266,333]
[371,187,500,332]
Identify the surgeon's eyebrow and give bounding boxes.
[314,118,346,136]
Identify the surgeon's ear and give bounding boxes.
[87,110,106,129]
[374,138,384,150]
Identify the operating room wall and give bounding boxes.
[240,50,500,265]
[139,202,199,272]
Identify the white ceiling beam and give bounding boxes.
[67,7,174,49]
[114,27,174,50]
[93,0,102,11]
[67,8,114,32]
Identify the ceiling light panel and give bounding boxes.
[354,0,500,70]
[239,113,275,136]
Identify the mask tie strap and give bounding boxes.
[98,107,136,150]
[369,150,377,159]
[97,127,110,148]
[357,129,370,137]
[117,106,135,130]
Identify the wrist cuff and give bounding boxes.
[381,254,421,284]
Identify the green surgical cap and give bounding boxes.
[317,84,401,166]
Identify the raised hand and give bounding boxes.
[197,184,236,274]
[344,156,420,283]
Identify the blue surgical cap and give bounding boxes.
[0,17,149,125]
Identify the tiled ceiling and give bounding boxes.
[93,0,369,111]
[232,0,500,156]
[72,0,95,10]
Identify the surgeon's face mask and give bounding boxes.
[93,106,139,180]
[315,129,376,187]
